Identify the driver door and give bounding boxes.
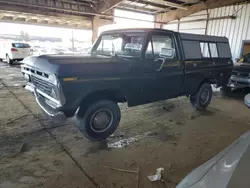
[141,31,184,103]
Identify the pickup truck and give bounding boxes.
[21,28,233,141]
[229,53,250,89]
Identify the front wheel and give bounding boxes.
[190,83,212,110]
[76,100,121,141]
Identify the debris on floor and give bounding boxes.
[107,131,152,148]
[100,165,138,173]
[109,132,125,139]
[148,168,164,182]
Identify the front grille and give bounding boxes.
[231,80,248,85]
[22,66,49,78]
[31,76,57,99]
[232,71,249,77]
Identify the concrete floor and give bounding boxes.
[1,61,250,188]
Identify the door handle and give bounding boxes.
[154,58,166,72]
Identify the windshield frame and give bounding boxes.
[91,31,147,59]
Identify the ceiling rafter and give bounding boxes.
[156,0,249,23]
[98,0,127,13]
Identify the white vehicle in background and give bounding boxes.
[0,42,31,64]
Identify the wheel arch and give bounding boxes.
[203,77,217,85]
[193,77,216,95]
[78,89,127,115]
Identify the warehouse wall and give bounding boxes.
[164,3,250,61]
[164,11,207,34]
[207,4,250,61]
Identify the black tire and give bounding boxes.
[6,55,13,64]
[190,83,212,110]
[76,100,121,141]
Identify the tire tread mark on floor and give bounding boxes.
[0,79,100,188]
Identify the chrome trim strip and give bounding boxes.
[34,89,65,122]
[25,84,35,93]
[21,69,50,83]
[36,88,61,106]
[25,83,61,108]
[230,76,250,83]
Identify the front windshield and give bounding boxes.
[92,32,145,57]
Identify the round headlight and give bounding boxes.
[24,73,30,82]
[48,74,59,85]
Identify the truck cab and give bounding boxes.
[21,28,233,141]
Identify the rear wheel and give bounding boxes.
[190,83,212,110]
[6,55,13,64]
[76,100,121,141]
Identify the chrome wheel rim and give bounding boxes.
[200,89,210,105]
[90,108,113,133]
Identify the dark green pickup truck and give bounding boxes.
[21,28,233,141]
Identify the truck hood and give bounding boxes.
[233,62,250,72]
[22,54,135,77]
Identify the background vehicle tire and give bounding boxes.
[6,55,13,64]
[76,100,121,141]
[190,83,212,110]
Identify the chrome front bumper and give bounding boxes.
[229,76,250,89]
[25,84,66,122]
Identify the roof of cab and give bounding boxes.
[101,28,175,34]
[101,28,228,42]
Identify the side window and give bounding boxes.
[146,34,176,60]
[96,36,122,52]
[97,39,112,52]
[200,42,210,58]
[146,41,153,59]
[209,43,218,58]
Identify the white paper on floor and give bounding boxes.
[107,131,152,148]
[148,168,164,181]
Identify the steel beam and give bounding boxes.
[156,0,248,23]
[0,0,94,18]
[145,0,187,10]
[117,4,156,14]
[0,18,91,29]
[127,0,171,9]
[98,0,127,13]
[177,0,201,3]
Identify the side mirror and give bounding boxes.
[159,47,175,59]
